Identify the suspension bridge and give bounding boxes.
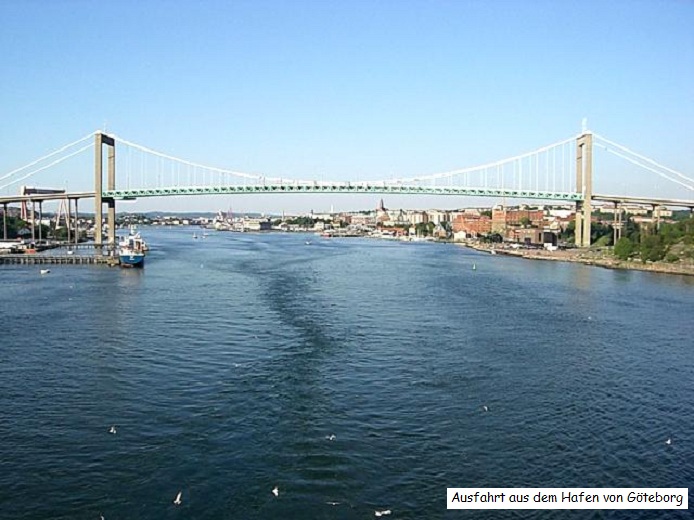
[1,127,693,248]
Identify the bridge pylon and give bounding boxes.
[94,132,116,246]
[574,131,593,248]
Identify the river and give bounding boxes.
[0,228,691,519]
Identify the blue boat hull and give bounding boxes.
[119,253,145,268]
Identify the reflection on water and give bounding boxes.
[0,228,692,520]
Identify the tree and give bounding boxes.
[625,219,640,243]
[613,237,634,260]
[559,220,575,242]
[591,222,613,246]
[2,216,29,239]
[640,235,665,262]
[519,216,531,227]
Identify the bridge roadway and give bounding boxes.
[0,186,692,208]
[0,191,96,204]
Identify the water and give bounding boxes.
[1,228,692,519]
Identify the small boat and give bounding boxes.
[40,269,50,275]
[118,230,146,268]
[472,263,477,271]
[305,241,312,245]
[67,250,74,255]
[193,233,198,239]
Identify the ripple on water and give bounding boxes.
[0,230,692,519]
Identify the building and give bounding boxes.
[451,215,491,238]
[427,209,450,225]
[408,211,429,225]
[243,218,272,231]
[492,206,545,232]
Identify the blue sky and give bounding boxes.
[1,0,692,213]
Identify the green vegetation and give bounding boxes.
[2,216,30,239]
[414,221,435,236]
[480,232,503,243]
[590,222,613,245]
[286,216,317,228]
[612,217,694,263]
[613,237,634,260]
[559,220,613,245]
[559,220,575,242]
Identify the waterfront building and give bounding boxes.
[451,215,492,238]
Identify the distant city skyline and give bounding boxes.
[1,0,692,213]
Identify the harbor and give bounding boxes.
[0,253,118,266]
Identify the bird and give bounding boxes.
[173,491,182,505]
[482,405,489,412]
[326,434,336,441]
[375,510,392,516]
[109,426,117,434]
[665,438,672,445]
[272,486,279,497]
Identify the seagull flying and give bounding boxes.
[272,486,279,497]
[109,426,117,434]
[665,438,672,445]
[482,405,489,412]
[173,491,182,505]
[326,434,336,441]
[375,510,392,517]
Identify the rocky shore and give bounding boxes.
[465,243,694,277]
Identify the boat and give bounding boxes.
[118,230,147,268]
[40,269,50,275]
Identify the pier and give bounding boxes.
[0,254,119,266]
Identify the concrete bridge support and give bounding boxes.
[38,201,43,243]
[74,198,79,246]
[31,201,35,242]
[574,132,593,248]
[94,133,116,246]
[612,202,623,244]
[2,202,7,240]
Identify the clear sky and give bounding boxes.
[1,0,692,214]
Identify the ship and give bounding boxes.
[118,229,147,268]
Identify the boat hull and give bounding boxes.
[119,253,145,268]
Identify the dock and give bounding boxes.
[0,254,119,266]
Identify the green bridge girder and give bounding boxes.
[103,184,584,201]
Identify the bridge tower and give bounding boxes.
[574,131,593,248]
[94,132,116,246]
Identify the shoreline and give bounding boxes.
[463,242,694,277]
